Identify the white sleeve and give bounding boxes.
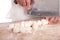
[0,0,12,19]
[0,0,12,23]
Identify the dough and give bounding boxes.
[41,19,48,25]
[20,21,32,33]
[32,21,39,31]
[13,23,21,33]
[37,20,42,26]
[9,24,15,29]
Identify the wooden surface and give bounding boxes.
[0,23,60,40]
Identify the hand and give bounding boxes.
[45,17,60,24]
[26,0,32,10]
[16,0,34,10]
